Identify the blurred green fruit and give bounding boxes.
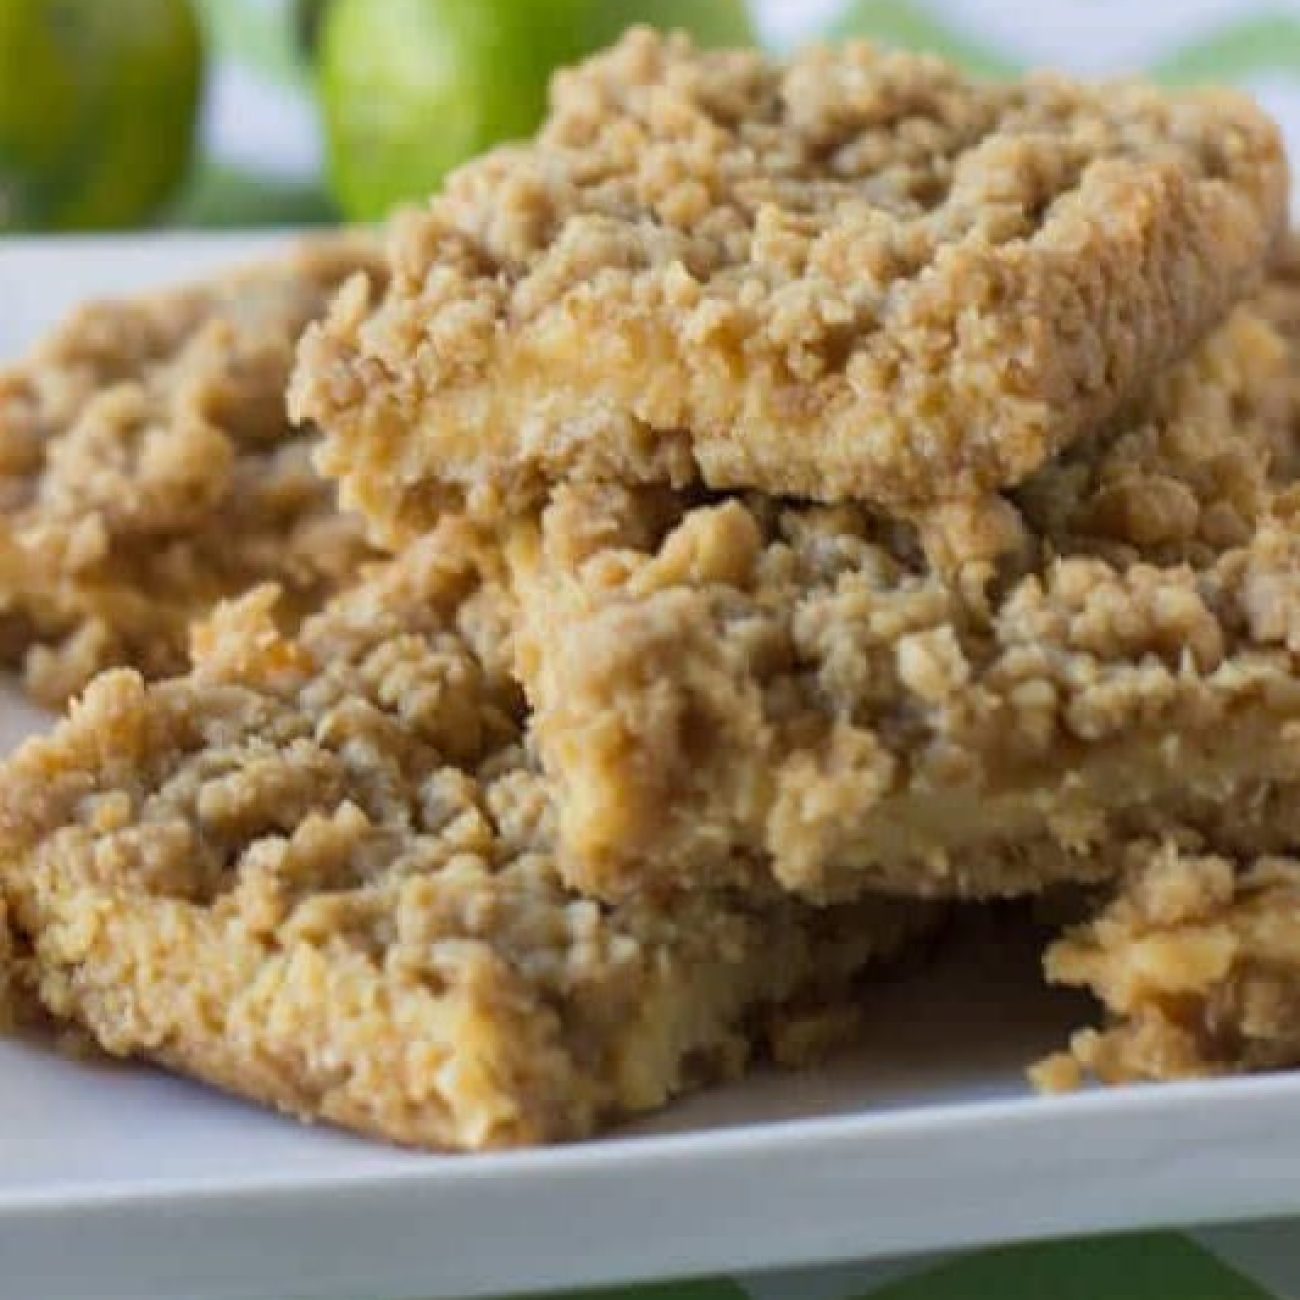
[0,0,205,231]
[321,0,589,222]
[294,0,330,58]
[320,0,757,223]
[582,0,755,51]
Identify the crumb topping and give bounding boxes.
[0,238,384,705]
[294,28,1286,538]
[512,301,1300,900]
[0,522,930,1149]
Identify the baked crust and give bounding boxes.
[0,522,933,1150]
[509,302,1300,901]
[293,28,1287,540]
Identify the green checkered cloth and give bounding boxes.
[550,1230,1299,1299]
[193,3,1300,1296]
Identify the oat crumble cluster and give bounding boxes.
[0,237,383,706]
[292,28,1286,540]
[6,30,1300,1149]
[0,529,932,1149]
[509,304,1300,903]
[1037,840,1300,1086]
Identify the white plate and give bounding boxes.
[2,234,1299,1300]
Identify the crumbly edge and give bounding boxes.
[293,28,1287,540]
[0,235,384,706]
[0,526,936,1150]
[0,899,13,1033]
[519,510,1300,903]
[507,300,1300,902]
[1034,840,1300,1089]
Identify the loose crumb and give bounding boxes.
[1040,840,1300,1083]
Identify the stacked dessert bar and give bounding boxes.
[1,29,1298,1148]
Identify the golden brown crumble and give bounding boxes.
[292,27,1286,541]
[0,900,13,1032]
[509,302,1300,902]
[1253,231,1300,475]
[0,522,934,1150]
[1037,840,1300,1086]
[0,237,384,706]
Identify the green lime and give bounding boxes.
[321,0,590,222]
[320,0,757,223]
[581,0,756,50]
[0,0,204,232]
[294,0,330,59]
